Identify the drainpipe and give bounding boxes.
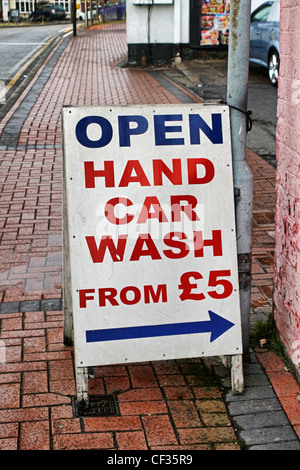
[173,0,181,58]
[72,0,77,36]
[85,0,88,27]
[227,0,253,354]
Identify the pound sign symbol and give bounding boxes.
[178,272,205,301]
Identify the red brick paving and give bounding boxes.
[247,149,276,318]
[0,22,299,450]
[248,152,300,442]
[256,351,300,435]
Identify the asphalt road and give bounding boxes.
[0,24,72,113]
[0,24,71,81]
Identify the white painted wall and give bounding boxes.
[126,0,264,47]
[127,0,189,45]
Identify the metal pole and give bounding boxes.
[96,0,99,21]
[72,0,77,36]
[85,0,88,27]
[227,0,253,354]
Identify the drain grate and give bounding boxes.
[73,395,119,417]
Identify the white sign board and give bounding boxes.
[62,104,242,369]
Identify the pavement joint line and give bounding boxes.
[0,144,61,150]
[146,70,200,104]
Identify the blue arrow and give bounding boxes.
[85,311,235,344]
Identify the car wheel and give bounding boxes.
[268,51,279,86]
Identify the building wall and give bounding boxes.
[127,0,189,65]
[127,0,189,45]
[274,0,300,375]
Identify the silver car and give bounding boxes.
[250,0,280,85]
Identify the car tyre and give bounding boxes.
[268,50,279,86]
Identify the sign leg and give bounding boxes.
[62,238,73,345]
[76,367,89,407]
[62,131,73,347]
[63,301,73,346]
[231,354,244,394]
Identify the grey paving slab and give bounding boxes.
[240,426,300,448]
[213,351,300,450]
[231,411,292,430]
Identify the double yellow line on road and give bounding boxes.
[0,27,72,103]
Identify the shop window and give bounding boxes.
[190,0,231,48]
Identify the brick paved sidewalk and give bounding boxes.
[0,23,299,451]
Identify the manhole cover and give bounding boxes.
[74,395,119,417]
